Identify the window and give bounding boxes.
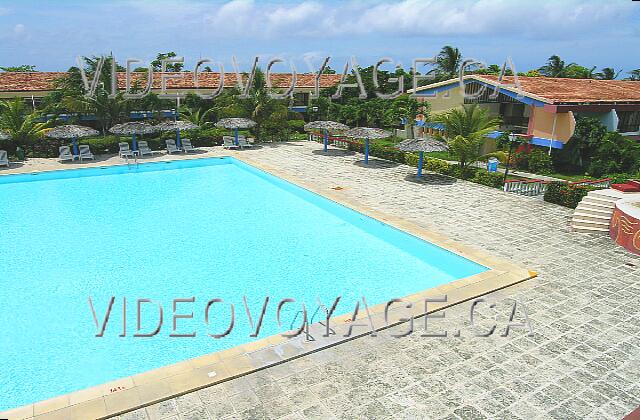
[617,110,640,133]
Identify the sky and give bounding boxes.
[0,0,639,76]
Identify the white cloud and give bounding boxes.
[194,0,634,39]
[13,23,25,35]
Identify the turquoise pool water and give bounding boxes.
[0,157,486,410]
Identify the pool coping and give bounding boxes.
[1,151,536,420]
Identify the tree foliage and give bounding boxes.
[0,65,37,72]
[0,98,50,147]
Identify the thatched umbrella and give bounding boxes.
[343,127,391,164]
[156,121,199,148]
[45,124,99,156]
[109,122,157,151]
[215,118,256,146]
[304,121,349,153]
[397,136,449,178]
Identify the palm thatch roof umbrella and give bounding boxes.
[303,121,349,153]
[397,136,449,178]
[156,121,199,148]
[109,122,158,151]
[45,124,99,156]
[215,118,256,146]
[343,127,391,165]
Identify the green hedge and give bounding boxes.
[342,139,505,189]
[3,127,250,158]
[287,120,306,133]
[471,170,505,188]
[543,182,595,208]
[602,173,633,184]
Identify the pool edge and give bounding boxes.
[1,153,536,420]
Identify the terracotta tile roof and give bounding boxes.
[474,75,640,104]
[0,72,342,92]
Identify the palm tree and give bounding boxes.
[180,107,215,129]
[596,68,622,80]
[432,104,501,171]
[436,46,462,79]
[64,91,130,135]
[625,69,640,81]
[538,55,576,77]
[0,98,50,147]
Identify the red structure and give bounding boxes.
[610,200,640,256]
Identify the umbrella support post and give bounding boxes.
[132,133,137,151]
[176,129,181,148]
[364,138,369,164]
[417,151,424,178]
[234,128,239,147]
[323,130,328,152]
[72,137,79,158]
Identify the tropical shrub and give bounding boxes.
[602,173,633,184]
[424,157,452,173]
[471,170,504,188]
[525,149,553,174]
[287,120,306,133]
[588,132,640,177]
[543,182,595,208]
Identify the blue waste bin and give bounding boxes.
[487,157,499,172]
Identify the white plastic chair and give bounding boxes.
[166,139,181,154]
[78,145,94,162]
[222,136,238,149]
[137,141,153,157]
[119,142,134,159]
[0,150,8,167]
[181,138,196,153]
[59,146,73,162]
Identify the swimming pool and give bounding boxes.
[0,157,486,410]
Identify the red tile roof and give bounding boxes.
[0,72,342,92]
[475,75,640,104]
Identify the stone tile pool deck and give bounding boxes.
[3,141,639,419]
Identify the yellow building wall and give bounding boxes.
[417,84,465,113]
[531,107,576,142]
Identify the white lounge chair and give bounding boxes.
[0,150,8,167]
[238,136,253,149]
[137,141,153,157]
[222,136,238,149]
[119,142,134,159]
[59,146,74,162]
[181,138,196,153]
[166,139,181,154]
[78,145,94,162]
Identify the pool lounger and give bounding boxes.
[166,139,182,154]
[181,138,196,153]
[58,146,74,162]
[119,142,134,159]
[137,141,154,157]
[78,145,95,162]
[222,136,239,149]
[0,150,9,167]
[238,136,254,149]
